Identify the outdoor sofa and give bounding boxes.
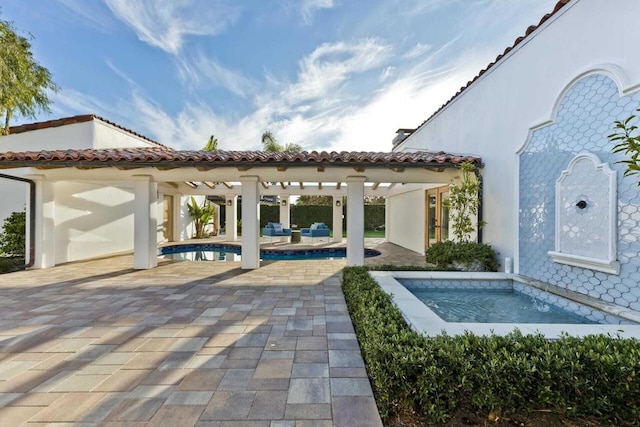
[263,222,292,241]
[300,222,330,243]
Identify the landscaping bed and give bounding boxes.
[0,256,25,274]
[342,266,640,426]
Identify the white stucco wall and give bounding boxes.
[390,0,640,267]
[0,122,94,152]
[387,185,426,254]
[0,118,168,264]
[92,121,161,149]
[53,182,137,263]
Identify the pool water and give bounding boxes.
[406,287,596,324]
[159,244,381,261]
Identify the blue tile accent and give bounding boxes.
[519,74,640,311]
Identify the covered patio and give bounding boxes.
[0,148,481,270]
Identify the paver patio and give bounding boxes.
[0,241,422,426]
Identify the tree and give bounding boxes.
[296,195,333,205]
[261,130,302,152]
[609,108,640,186]
[0,210,25,256]
[364,196,385,205]
[261,131,281,152]
[0,17,58,135]
[203,135,218,151]
[446,162,483,243]
[187,196,216,239]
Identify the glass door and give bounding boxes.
[425,186,450,250]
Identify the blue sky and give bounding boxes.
[3,0,557,152]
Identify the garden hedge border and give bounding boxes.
[342,266,640,425]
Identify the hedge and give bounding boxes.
[342,266,640,426]
[220,204,385,230]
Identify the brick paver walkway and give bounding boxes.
[0,255,385,426]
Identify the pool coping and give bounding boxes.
[370,271,640,339]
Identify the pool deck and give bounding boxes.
[0,238,422,426]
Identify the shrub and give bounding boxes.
[425,240,498,271]
[0,210,26,256]
[609,108,640,186]
[342,266,640,425]
[0,256,25,273]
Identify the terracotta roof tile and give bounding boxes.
[407,0,572,140]
[8,114,170,149]
[0,148,482,169]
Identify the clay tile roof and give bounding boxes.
[409,0,572,136]
[7,114,171,149]
[0,148,482,169]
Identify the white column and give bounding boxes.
[346,177,366,266]
[240,177,260,269]
[332,196,343,243]
[225,194,238,242]
[149,181,158,265]
[27,175,55,269]
[279,194,290,243]
[172,193,182,242]
[133,176,158,269]
[25,184,32,266]
[279,194,290,228]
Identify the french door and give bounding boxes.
[425,186,450,249]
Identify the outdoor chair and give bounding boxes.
[262,222,292,242]
[300,222,330,244]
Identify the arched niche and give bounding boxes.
[548,153,619,274]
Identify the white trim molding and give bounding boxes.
[548,153,618,275]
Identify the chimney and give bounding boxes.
[392,128,415,149]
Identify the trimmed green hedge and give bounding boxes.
[225,205,385,230]
[342,267,640,425]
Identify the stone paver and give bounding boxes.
[0,251,390,426]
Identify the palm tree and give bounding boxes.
[261,131,281,152]
[187,196,216,238]
[203,135,218,151]
[261,131,302,152]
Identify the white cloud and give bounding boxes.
[50,89,117,118]
[55,0,117,31]
[287,0,336,24]
[283,38,392,105]
[406,0,461,16]
[403,43,432,59]
[175,51,258,98]
[379,66,396,83]
[104,0,240,54]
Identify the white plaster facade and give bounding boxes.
[388,0,640,271]
[0,117,199,265]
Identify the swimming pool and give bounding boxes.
[405,285,595,324]
[372,271,640,339]
[159,243,381,261]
